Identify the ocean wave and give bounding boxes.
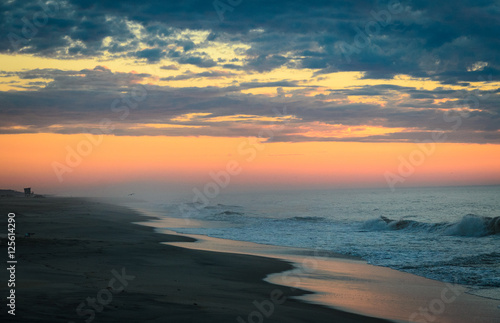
[362,214,500,237]
[205,203,242,209]
[444,215,500,237]
[173,202,246,221]
[289,216,326,222]
[399,252,500,269]
[447,252,500,267]
[396,252,500,288]
[216,211,244,216]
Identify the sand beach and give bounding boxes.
[1,196,498,322]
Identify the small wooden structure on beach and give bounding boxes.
[24,188,32,197]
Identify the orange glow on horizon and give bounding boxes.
[1,133,499,194]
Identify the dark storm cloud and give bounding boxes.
[1,1,499,143]
[135,48,165,62]
[176,55,217,68]
[2,0,498,82]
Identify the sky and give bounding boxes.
[1,0,499,198]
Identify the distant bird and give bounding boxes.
[128,193,135,196]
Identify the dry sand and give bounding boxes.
[0,196,391,322]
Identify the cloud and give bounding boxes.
[1,1,499,144]
[238,80,302,89]
[161,70,237,81]
[177,55,217,68]
[160,64,179,70]
[135,48,165,62]
[4,66,150,91]
[0,66,498,143]
[1,0,497,82]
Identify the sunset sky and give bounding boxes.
[1,0,499,197]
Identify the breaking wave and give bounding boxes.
[362,214,500,237]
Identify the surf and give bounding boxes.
[364,214,500,237]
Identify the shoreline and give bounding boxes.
[145,226,500,323]
[130,202,500,323]
[0,196,391,322]
[130,203,500,301]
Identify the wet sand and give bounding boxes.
[0,196,390,322]
[135,207,500,323]
[158,230,500,323]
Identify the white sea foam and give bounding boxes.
[151,186,500,290]
[361,214,499,237]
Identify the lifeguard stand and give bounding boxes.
[24,188,31,197]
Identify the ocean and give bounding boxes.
[143,185,500,299]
